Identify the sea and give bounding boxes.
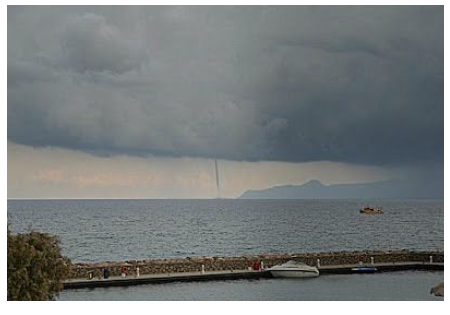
[7,199,444,301]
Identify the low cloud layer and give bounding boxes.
[8,6,443,165]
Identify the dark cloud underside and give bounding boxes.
[7,6,443,165]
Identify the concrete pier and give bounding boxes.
[69,250,444,280]
[318,261,443,274]
[63,261,443,290]
[63,269,266,289]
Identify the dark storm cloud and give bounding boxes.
[61,13,146,74]
[7,6,443,165]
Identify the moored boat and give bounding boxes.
[268,260,319,278]
[351,266,378,273]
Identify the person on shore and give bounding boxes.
[121,266,127,277]
[136,266,140,278]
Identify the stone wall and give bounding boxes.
[69,250,444,279]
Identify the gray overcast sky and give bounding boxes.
[7,6,443,198]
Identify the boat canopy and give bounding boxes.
[280,260,309,267]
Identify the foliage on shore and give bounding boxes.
[7,229,71,301]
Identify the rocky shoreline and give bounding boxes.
[69,249,444,279]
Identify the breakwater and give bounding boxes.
[68,250,443,279]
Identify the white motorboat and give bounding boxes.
[268,260,319,278]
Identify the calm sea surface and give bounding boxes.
[7,199,443,263]
[58,270,444,301]
[7,199,444,301]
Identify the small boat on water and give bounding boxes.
[351,266,378,273]
[360,206,384,214]
[268,260,319,278]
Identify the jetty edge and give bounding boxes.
[63,250,443,290]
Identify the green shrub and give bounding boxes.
[7,229,71,301]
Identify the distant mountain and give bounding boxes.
[239,178,443,199]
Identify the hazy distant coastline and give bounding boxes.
[239,179,443,200]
